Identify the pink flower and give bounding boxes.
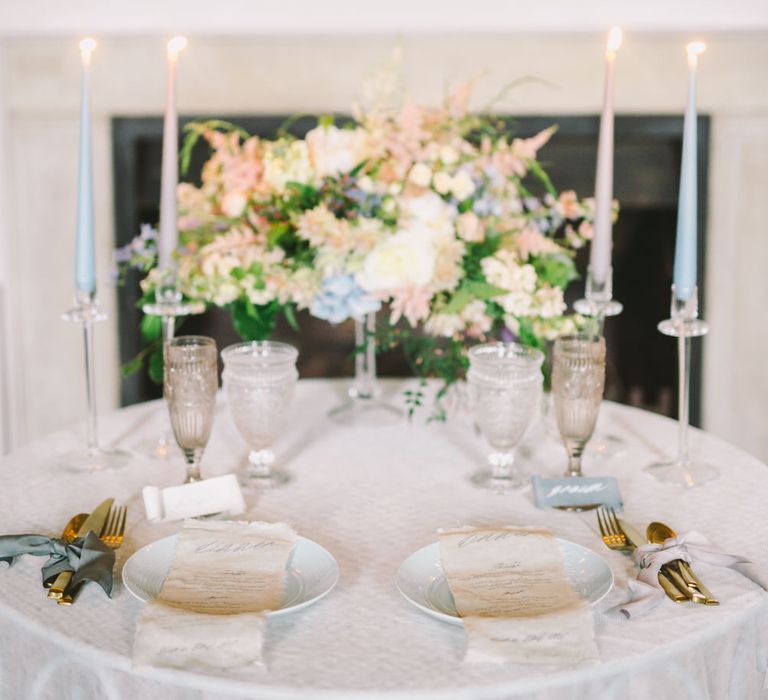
[388,286,433,327]
[456,211,484,242]
[516,226,559,260]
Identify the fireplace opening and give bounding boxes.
[112,114,709,424]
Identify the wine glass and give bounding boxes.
[467,342,544,490]
[552,334,606,477]
[164,336,218,483]
[221,341,299,488]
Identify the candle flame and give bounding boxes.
[79,37,96,63]
[686,41,706,67]
[606,27,623,53]
[167,36,188,58]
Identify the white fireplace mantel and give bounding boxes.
[2,0,768,36]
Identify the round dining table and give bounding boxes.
[1,378,766,700]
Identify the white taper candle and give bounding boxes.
[158,36,187,273]
[589,27,622,286]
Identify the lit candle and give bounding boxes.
[589,26,622,287]
[673,41,705,302]
[158,36,187,273]
[75,38,97,296]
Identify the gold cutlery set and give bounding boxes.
[597,506,718,605]
[46,498,127,606]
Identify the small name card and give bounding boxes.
[143,475,246,523]
[532,476,622,510]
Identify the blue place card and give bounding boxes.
[531,476,623,510]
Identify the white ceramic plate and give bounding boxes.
[123,535,339,617]
[395,539,613,625]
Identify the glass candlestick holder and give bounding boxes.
[60,290,131,472]
[573,265,623,336]
[328,312,402,427]
[645,285,718,487]
[138,281,205,459]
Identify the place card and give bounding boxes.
[142,474,246,523]
[532,475,622,510]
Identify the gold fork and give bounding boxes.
[58,504,127,606]
[596,506,689,603]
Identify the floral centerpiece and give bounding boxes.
[118,70,599,417]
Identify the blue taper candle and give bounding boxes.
[673,42,705,302]
[75,38,96,296]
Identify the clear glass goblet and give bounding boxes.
[552,334,606,477]
[164,335,218,483]
[467,343,544,491]
[221,341,299,488]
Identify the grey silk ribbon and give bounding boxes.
[0,531,115,596]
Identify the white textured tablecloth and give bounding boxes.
[1,379,767,700]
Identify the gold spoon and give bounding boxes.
[647,522,718,605]
[44,513,88,588]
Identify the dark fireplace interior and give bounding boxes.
[112,114,709,425]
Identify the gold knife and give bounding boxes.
[618,519,690,603]
[44,513,87,588]
[48,498,113,599]
[648,521,719,605]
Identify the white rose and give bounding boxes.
[356,231,436,291]
[399,191,456,238]
[501,290,533,316]
[440,145,459,165]
[432,171,453,195]
[451,170,475,201]
[357,175,374,193]
[408,162,433,188]
[220,190,247,218]
[212,281,240,306]
[305,125,363,178]
[425,313,464,338]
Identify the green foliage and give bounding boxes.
[148,346,165,384]
[283,304,300,333]
[141,313,164,342]
[443,280,507,314]
[463,234,501,279]
[525,157,558,198]
[532,253,579,289]
[230,298,280,341]
[120,355,143,378]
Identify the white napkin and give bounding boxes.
[439,525,599,665]
[133,519,297,674]
[142,475,246,522]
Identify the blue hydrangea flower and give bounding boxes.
[310,274,381,324]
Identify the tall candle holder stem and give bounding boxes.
[328,312,402,426]
[60,291,131,472]
[645,285,718,487]
[139,279,205,459]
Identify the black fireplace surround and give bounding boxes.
[112,114,709,425]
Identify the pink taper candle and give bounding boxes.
[158,36,187,273]
[589,27,622,286]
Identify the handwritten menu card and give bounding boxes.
[133,519,297,674]
[438,526,599,665]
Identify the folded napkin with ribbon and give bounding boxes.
[133,519,297,674]
[438,526,599,665]
[616,530,768,619]
[0,531,115,595]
